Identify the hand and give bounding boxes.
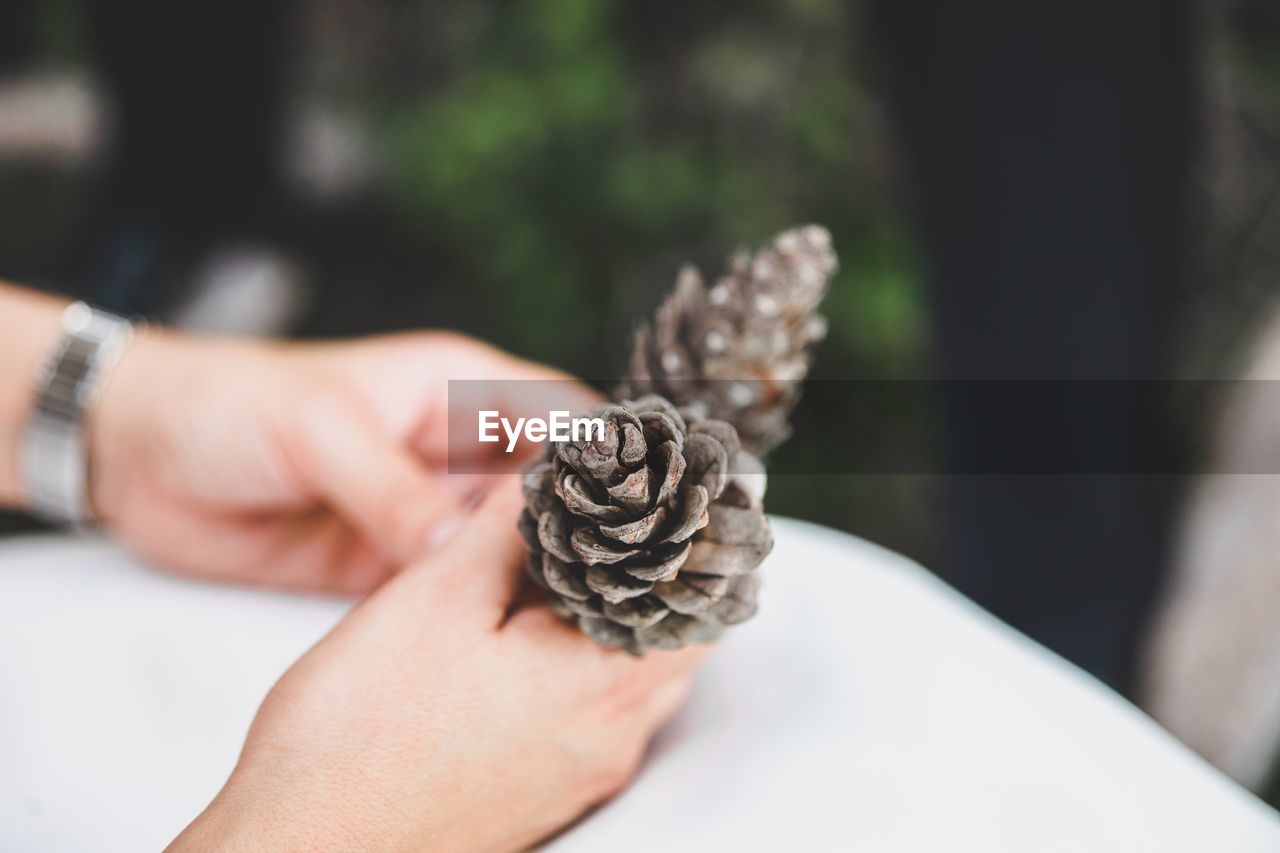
[170,482,709,852]
[89,328,596,594]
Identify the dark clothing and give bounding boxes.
[869,0,1195,691]
[79,0,293,315]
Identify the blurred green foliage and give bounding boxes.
[367,0,931,555]
[9,0,1278,562]
[0,0,934,555]
[376,0,923,373]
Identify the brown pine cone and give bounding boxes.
[518,395,772,655]
[623,225,837,455]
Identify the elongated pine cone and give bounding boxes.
[519,395,772,655]
[623,225,837,455]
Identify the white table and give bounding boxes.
[1,519,1276,852]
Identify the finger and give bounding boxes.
[633,672,697,732]
[428,470,496,503]
[507,608,708,753]
[506,604,715,696]
[600,642,714,714]
[504,605,622,687]
[413,478,530,620]
[505,570,551,614]
[291,392,466,565]
[122,502,393,596]
[628,640,716,682]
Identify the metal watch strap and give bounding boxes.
[21,301,136,524]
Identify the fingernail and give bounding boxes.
[425,512,466,552]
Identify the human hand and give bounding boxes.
[89,328,596,594]
[170,482,709,852]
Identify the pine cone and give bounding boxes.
[519,395,772,655]
[622,224,837,455]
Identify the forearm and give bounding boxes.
[0,283,71,508]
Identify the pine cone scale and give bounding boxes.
[604,466,651,514]
[536,512,577,563]
[569,527,641,565]
[542,554,592,601]
[618,539,690,582]
[585,565,654,603]
[686,540,768,577]
[556,472,629,523]
[651,573,731,615]
[664,484,710,544]
[599,506,668,544]
[700,504,773,546]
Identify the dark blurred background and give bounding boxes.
[3,0,1280,791]
[0,0,933,553]
[5,0,1278,559]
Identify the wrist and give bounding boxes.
[84,325,181,524]
[171,763,390,852]
[0,286,73,507]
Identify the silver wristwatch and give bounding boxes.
[21,301,136,524]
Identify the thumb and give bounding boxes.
[290,392,466,565]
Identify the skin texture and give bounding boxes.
[170,482,709,852]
